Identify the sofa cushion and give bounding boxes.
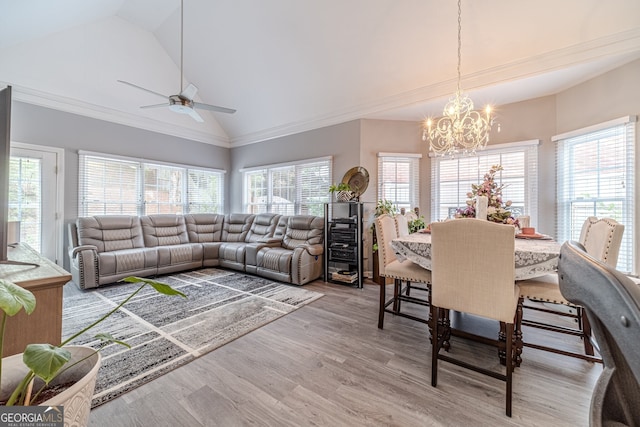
[77,215,145,252]
[221,213,255,242]
[185,213,225,242]
[246,213,281,242]
[282,215,324,250]
[140,214,190,247]
[141,215,203,272]
[184,213,224,266]
[97,248,158,276]
[256,247,293,275]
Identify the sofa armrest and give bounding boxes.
[258,237,283,243]
[299,243,324,257]
[69,245,98,258]
[245,241,282,267]
[68,246,99,290]
[290,244,324,285]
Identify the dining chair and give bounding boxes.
[430,218,521,417]
[557,240,640,426]
[517,217,624,362]
[393,213,430,305]
[374,214,431,329]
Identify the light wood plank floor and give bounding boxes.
[84,279,601,426]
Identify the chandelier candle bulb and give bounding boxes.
[475,195,488,220]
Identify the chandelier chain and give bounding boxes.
[457,0,462,95]
[422,0,496,157]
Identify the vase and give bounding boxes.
[1,345,101,427]
[335,191,354,202]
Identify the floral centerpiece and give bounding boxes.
[455,164,519,227]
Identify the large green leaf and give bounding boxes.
[22,344,71,383]
[121,276,187,298]
[0,279,36,316]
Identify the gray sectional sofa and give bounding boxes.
[68,213,324,289]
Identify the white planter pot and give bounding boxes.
[1,345,101,427]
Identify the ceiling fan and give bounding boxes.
[117,0,235,122]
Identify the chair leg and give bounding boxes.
[580,307,595,356]
[378,279,386,329]
[515,298,523,367]
[393,279,401,313]
[505,322,514,418]
[431,304,440,387]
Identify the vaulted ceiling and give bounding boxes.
[1,0,639,147]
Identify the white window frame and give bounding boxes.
[430,140,539,223]
[241,156,332,216]
[554,116,636,274]
[78,151,225,216]
[377,153,421,212]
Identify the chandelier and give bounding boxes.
[422,0,495,157]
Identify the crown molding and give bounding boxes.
[5,84,231,148]
[231,28,640,147]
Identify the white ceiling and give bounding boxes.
[1,0,639,147]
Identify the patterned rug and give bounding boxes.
[62,268,323,408]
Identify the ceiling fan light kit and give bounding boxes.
[117,0,236,122]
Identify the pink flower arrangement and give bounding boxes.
[456,164,519,227]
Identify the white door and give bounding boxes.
[9,144,62,263]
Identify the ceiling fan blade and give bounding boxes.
[187,108,204,122]
[140,103,168,109]
[193,102,237,114]
[180,83,198,101]
[117,80,168,99]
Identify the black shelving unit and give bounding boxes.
[324,202,364,288]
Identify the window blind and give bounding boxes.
[243,158,331,216]
[377,154,420,212]
[556,119,636,274]
[78,153,224,216]
[187,169,224,213]
[431,141,538,222]
[79,155,141,216]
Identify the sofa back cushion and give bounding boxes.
[222,213,255,242]
[185,214,225,243]
[246,213,281,242]
[282,215,324,250]
[76,215,145,253]
[141,215,190,247]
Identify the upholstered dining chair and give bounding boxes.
[374,214,431,329]
[430,218,521,417]
[517,217,624,362]
[393,213,430,306]
[557,240,640,426]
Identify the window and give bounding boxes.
[243,157,331,216]
[377,153,421,212]
[79,152,225,216]
[555,116,636,274]
[9,156,42,251]
[431,141,538,222]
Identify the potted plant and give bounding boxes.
[328,182,354,202]
[0,276,185,425]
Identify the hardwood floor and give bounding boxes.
[84,279,601,426]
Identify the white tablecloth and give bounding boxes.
[391,232,561,281]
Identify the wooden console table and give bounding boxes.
[0,243,71,357]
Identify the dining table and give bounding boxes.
[391,231,561,281]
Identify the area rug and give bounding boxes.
[62,268,323,408]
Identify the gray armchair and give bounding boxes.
[254,215,324,285]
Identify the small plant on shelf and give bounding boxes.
[328,183,354,202]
